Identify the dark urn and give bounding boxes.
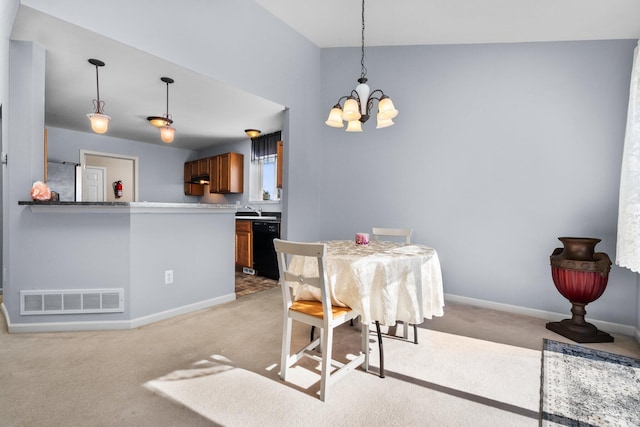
[546,237,613,343]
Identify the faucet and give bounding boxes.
[244,205,262,217]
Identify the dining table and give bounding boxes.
[288,239,445,376]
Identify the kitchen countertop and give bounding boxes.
[19,201,238,214]
[235,211,281,222]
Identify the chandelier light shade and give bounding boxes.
[147,77,176,143]
[325,0,398,131]
[245,129,261,138]
[346,120,363,132]
[86,59,111,134]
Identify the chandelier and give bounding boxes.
[325,0,398,132]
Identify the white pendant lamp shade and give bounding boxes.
[325,106,344,128]
[377,96,399,120]
[342,97,361,122]
[346,120,363,132]
[160,125,176,143]
[87,113,111,134]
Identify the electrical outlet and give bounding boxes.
[164,270,174,285]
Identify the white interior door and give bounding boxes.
[82,166,106,202]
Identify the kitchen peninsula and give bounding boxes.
[6,202,237,333]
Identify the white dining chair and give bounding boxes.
[371,227,418,344]
[371,227,413,244]
[274,238,370,401]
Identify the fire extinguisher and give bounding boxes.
[113,180,123,198]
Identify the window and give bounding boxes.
[250,131,281,202]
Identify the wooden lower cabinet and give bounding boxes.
[184,183,204,196]
[235,220,252,268]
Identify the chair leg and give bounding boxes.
[280,317,293,380]
[413,323,418,344]
[310,325,315,342]
[319,326,333,402]
[375,321,384,378]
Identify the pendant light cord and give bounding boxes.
[360,0,367,80]
[93,64,105,114]
[94,65,101,105]
[165,81,170,118]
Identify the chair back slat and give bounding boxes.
[371,227,412,244]
[281,271,322,289]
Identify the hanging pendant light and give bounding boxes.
[147,77,176,143]
[325,0,398,131]
[86,59,111,134]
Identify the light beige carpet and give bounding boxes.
[145,326,541,426]
[2,286,637,426]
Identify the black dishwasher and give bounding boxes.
[252,221,281,280]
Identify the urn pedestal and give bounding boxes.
[546,237,613,343]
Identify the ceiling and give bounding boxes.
[10,6,287,151]
[10,1,640,151]
[256,0,640,48]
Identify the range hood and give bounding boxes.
[189,175,210,185]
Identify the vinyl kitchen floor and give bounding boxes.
[235,270,278,298]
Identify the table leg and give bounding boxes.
[375,321,384,378]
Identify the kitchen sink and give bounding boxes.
[235,216,278,220]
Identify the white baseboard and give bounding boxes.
[1,293,236,334]
[444,293,639,340]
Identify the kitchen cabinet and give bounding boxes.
[235,220,252,268]
[184,183,204,196]
[210,152,243,193]
[184,159,209,181]
[277,140,283,189]
[197,158,209,176]
[184,160,196,181]
[183,161,205,195]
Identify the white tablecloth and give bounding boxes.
[288,240,444,326]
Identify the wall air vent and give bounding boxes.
[20,289,124,315]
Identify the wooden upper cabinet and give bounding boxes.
[210,152,244,194]
[197,158,209,176]
[184,160,195,181]
[189,160,199,178]
[183,161,204,195]
[277,140,283,189]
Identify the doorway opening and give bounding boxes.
[79,150,139,202]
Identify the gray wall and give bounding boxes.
[0,0,19,295]
[320,41,639,326]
